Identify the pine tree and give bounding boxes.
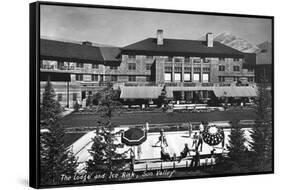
[40,80,78,185]
[86,83,126,177]
[40,80,61,124]
[249,76,272,172]
[62,148,79,184]
[226,120,250,172]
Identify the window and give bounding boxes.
[164,73,172,82]
[184,67,191,72]
[174,67,182,72]
[233,58,240,62]
[233,66,240,71]
[174,58,182,62]
[57,93,62,102]
[184,73,191,82]
[57,61,64,70]
[128,55,136,59]
[219,65,225,71]
[233,76,238,81]
[128,75,136,82]
[193,73,200,82]
[174,73,182,82]
[193,59,201,63]
[184,57,190,62]
[219,57,225,61]
[202,58,210,63]
[203,67,210,72]
[146,64,152,71]
[128,63,136,70]
[146,55,153,60]
[194,67,201,72]
[69,62,75,70]
[219,76,225,82]
[146,76,151,82]
[76,74,83,81]
[111,75,118,81]
[92,64,99,69]
[110,65,118,70]
[202,73,209,83]
[76,62,84,68]
[248,68,254,72]
[165,66,172,72]
[167,56,173,62]
[73,93,77,101]
[92,75,98,81]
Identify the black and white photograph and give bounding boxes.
[30,1,273,188]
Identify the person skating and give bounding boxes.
[155,129,168,147]
[197,132,203,152]
[192,132,199,148]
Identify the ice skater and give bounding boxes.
[154,129,168,147]
[192,132,199,148]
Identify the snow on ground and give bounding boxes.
[70,127,252,164]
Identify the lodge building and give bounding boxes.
[40,30,257,108]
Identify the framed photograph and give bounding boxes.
[29,1,274,188]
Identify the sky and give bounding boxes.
[40,5,272,47]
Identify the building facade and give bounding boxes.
[40,30,256,107]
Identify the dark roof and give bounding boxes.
[40,39,120,64]
[99,46,121,65]
[122,38,244,58]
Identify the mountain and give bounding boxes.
[199,32,260,53]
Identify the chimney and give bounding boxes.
[156,29,164,45]
[206,32,214,47]
[82,41,92,46]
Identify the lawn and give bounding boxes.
[60,109,258,128]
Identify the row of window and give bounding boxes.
[218,76,254,82]
[75,74,150,82]
[57,93,78,102]
[164,73,210,83]
[41,60,101,70]
[127,55,241,62]
[165,67,210,73]
[218,65,240,72]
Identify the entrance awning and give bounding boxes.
[120,86,163,99]
[166,86,257,98]
[166,86,214,98]
[213,86,257,97]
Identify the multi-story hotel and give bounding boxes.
[40,30,256,108]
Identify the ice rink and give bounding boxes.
[70,126,252,164]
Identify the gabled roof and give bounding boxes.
[122,38,244,58]
[41,39,104,63]
[40,39,121,64]
[99,46,121,65]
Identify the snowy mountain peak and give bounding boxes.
[198,32,260,53]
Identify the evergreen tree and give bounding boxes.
[40,80,78,185]
[86,83,126,177]
[226,120,250,172]
[62,148,79,184]
[40,80,61,124]
[249,77,272,172]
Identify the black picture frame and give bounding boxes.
[30,1,274,188]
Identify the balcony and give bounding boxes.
[40,66,103,74]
